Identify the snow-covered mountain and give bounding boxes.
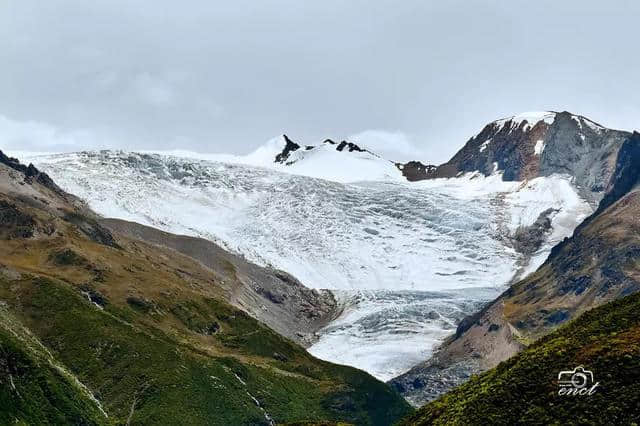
[8,110,626,381]
[400,111,630,203]
[244,134,405,182]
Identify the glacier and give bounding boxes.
[14,150,592,380]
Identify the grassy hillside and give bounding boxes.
[0,307,107,425]
[400,290,640,425]
[0,165,412,425]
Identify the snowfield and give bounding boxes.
[14,149,592,380]
[244,136,406,182]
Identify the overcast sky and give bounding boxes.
[1,0,638,162]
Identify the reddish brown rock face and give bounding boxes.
[441,117,553,181]
[396,111,630,205]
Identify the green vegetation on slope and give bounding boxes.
[1,275,410,425]
[0,307,107,425]
[401,291,640,425]
[0,193,411,425]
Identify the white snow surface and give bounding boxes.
[493,111,556,133]
[246,136,405,182]
[118,136,404,183]
[14,150,592,380]
[308,288,500,381]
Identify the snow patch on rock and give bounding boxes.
[479,138,491,153]
[571,114,604,133]
[493,111,556,133]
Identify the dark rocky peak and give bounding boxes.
[323,138,374,155]
[399,111,631,205]
[336,140,366,153]
[0,150,26,171]
[274,134,301,164]
[274,135,381,165]
[392,112,559,183]
[440,111,557,181]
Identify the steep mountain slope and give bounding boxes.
[392,132,640,405]
[0,152,412,425]
[400,289,640,425]
[99,218,338,346]
[399,111,629,204]
[0,307,107,425]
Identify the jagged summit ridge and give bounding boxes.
[397,111,630,204]
[272,134,379,165]
[483,111,604,136]
[244,134,402,182]
[274,134,301,164]
[491,111,556,132]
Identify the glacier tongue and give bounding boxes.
[307,288,501,381]
[17,150,592,380]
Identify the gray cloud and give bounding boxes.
[1,0,638,162]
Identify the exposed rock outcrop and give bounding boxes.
[274,134,301,164]
[273,135,379,166]
[0,149,91,218]
[0,150,69,198]
[511,207,558,256]
[396,161,437,181]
